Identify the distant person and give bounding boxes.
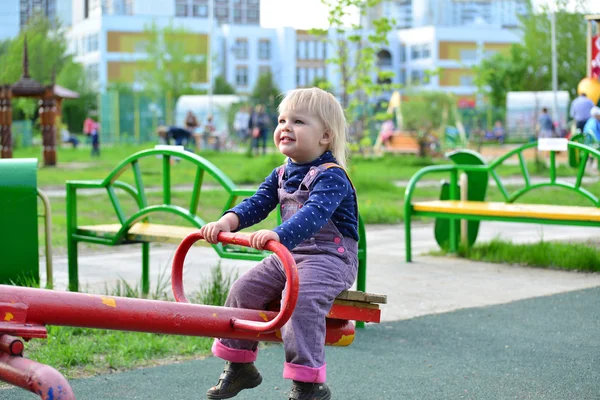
[61,124,79,148]
[570,93,595,132]
[583,106,600,141]
[83,115,100,156]
[537,108,555,139]
[203,115,216,150]
[492,120,506,144]
[249,104,269,156]
[233,106,251,143]
[157,126,192,147]
[185,110,199,133]
[379,119,394,146]
[91,122,100,157]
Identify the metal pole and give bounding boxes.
[208,0,214,117]
[587,20,592,78]
[551,11,559,127]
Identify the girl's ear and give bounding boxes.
[320,131,331,145]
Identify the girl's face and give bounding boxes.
[274,108,330,164]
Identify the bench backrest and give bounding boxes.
[405,141,600,208]
[485,141,600,206]
[76,148,367,272]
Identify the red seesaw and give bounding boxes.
[0,232,380,399]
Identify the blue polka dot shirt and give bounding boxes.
[227,151,359,250]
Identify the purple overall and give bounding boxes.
[212,163,359,383]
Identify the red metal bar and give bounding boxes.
[0,352,75,400]
[172,231,299,333]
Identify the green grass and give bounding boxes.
[433,238,600,272]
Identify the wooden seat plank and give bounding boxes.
[413,200,600,222]
[78,223,200,243]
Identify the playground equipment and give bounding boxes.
[576,15,600,105]
[0,37,79,166]
[405,140,600,261]
[0,231,385,399]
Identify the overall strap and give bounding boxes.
[303,162,356,191]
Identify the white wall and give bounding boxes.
[0,0,20,41]
[133,0,175,17]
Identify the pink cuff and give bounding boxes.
[211,339,258,363]
[283,362,326,383]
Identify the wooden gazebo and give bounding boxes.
[0,37,79,166]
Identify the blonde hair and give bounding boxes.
[277,87,348,168]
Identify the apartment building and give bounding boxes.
[365,0,529,29]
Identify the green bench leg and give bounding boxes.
[68,238,79,292]
[405,213,412,262]
[142,242,150,297]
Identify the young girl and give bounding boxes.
[199,87,359,400]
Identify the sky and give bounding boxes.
[260,0,600,30]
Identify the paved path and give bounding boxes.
[41,221,600,322]
[3,221,600,399]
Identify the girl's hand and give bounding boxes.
[249,230,280,250]
[199,213,240,244]
[199,220,231,244]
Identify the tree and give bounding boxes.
[139,21,207,119]
[473,0,588,107]
[0,15,93,132]
[311,0,396,140]
[214,75,236,95]
[250,71,281,113]
[400,91,454,157]
[310,76,334,93]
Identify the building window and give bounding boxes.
[216,6,228,17]
[422,43,431,59]
[258,40,271,60]
[176,0,188,16]
[296,67,307,86]
[236,66,248,86]
[297,41,306,60]
[460,49,477,62]
[89,34,99,52]
[411,45,420,60]
[85,63,99,84]
[247,9,258,20]
[234,39,248,59]
[193,3,208,17]
[248,0,259,4]
[410,70,423,85]
[233,8,242,22]
[460,75,474,87]
[399,44,406,62]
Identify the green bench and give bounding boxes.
[404,140,600,262]
[66,147,368,301]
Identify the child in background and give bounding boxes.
[199,87,359,400]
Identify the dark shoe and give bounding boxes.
[288,381,331,400]
[206,362,262,399]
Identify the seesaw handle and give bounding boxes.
[171,231,299,333]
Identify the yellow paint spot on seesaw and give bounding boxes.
[334,334,354,347]
[258,312,269,322]
[212,313,218,318]
[101,297,117,308]
[4,312,14,322]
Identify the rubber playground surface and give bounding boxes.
[4,286,600,400]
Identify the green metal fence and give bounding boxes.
[99,90,175,145]
[12,120,33,148]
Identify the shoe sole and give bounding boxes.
[206,375,263,399]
